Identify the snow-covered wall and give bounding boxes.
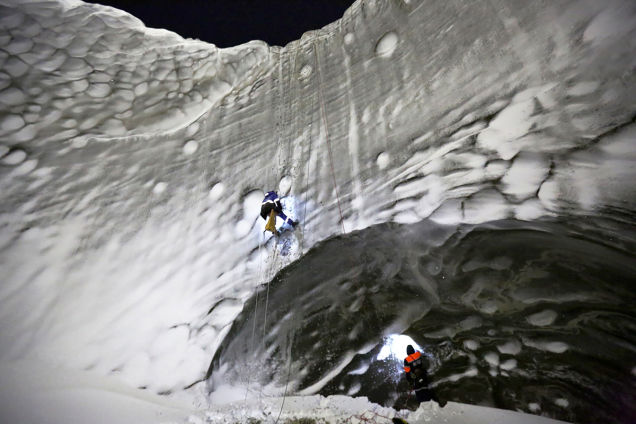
[1,0,634,400]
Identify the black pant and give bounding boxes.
[260,203,280,219]
[412,375,440,404]
[261,203,290,223]
[415,387,434,402]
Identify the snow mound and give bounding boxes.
[197,394,570,424]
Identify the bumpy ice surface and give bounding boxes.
[0,0,635,423]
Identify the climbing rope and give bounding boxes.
[313,42,347,235]
[259,56,287,402]
[266,41,351,421]
[258,238,280,400]
[274,45,316,423]
[244,232,265,401]
[235,39,349,414]
[275,42,354,422]
[264,55,286,349]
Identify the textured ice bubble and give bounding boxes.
[13,159,37,175]
[430,199,463,225]
[62,58,92,79]
[440,366,479,384]
[463,189,510,224]
[484,352,499,367]
[134,82,149,96]
[394,178,427,199]
[375,31,399,57]
[568,81,600,96]
[538,179,560,211]
[376,151,390,169]
[500,359,517,371]
[153,182,167,194]
[279,175,292,195]
[480,300,498,314]
[0,114,25,133]
[346,382,361,396]
[87,82,113,98]
[459,315,482,331]
[485,160,508,179]
[1,86,27,106]
[463,340,479,350]
[242,190,263,222]
[6,37,33,55]
[524,339,569,354]
[555,398,569,408]
[183,140,199,155]
[526,309,558,326]
[299,64,312,80]
[501,153,549,199]
[348,362,370,375]
[497,340,522,355]
[4,56,29,78]
[0,73,10,92]
[544,341,569,353]
[515,199,546,221]
[209,182,225,200]
[38,50,67,72]
[72,137,88,148]
[0,0,634,420]
[1,149,27,165]
[583,6,634,44]
[477,99,535,159]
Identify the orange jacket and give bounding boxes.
[403,350,422,373]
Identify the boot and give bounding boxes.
[434,395,447,408]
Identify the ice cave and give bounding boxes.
[0,0,635,423]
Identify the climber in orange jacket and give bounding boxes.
[404,344,446,407]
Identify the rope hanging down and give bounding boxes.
[245,234,263,402]
[274,50,316,422]
[269,43,349,421]
[247,63,286,401]
[313,43,346,235]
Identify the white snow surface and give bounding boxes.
[201,393,569,424]
[0,0,635,422]
[0,359,568,424]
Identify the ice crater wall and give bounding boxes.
[0,0,634,393]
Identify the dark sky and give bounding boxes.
[87,0,356,48]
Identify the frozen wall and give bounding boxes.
[1,0,635,404]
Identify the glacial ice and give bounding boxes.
[0,0,634,423]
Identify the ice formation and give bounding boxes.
[0,0,635,423]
